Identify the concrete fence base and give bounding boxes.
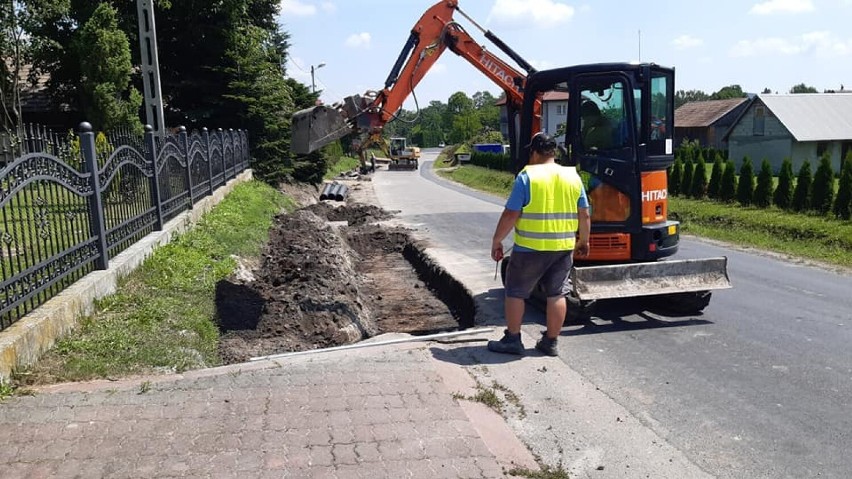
[0,170,254,382]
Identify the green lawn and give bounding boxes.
[14,180,292,385]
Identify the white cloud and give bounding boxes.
[672,35,704,50]
[280,0,317,16]
[730,31,852,57]
[487,0,575,29]
[749,0,814,14]
[321,2,336,13]
[345,32,372,49]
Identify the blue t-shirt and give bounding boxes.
[505,169,589,253]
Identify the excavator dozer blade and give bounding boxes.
[290,105,352,155]
[571,257,731,301]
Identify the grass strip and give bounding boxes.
[324,156,362,180]
[671,197,852,268]
[15,180,292,385]
[436,164,852,268]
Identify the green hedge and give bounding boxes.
[469,151,512,171]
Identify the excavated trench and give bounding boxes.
[215,201,475,364]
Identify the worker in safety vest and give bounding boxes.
[489,132,591,356]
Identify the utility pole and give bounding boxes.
[311,62,326,94]
[137,0,166,137]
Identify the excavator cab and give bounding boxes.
[513,64,730,311]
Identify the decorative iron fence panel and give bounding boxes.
[0,122,250,330]
[209,131,226,191]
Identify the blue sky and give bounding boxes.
[280,0,852,109]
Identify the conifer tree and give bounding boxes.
[707,152,724,200]
[774,158,794,209]
[691,151,708,198]
[811,154,836,214]
[833,155,852,220]
[681,158,694,199]
[719,160,738,202]
[792,161,812,212]
[669,157,683,196]
[753,159,774,208]
[736,157,755,206]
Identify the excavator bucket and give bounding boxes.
[571,257,731,301]
[291,105,352,155]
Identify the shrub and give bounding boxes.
[707,152,724,200]
[691,151,707,198]
[791,160,812,212]
[469,151,511,171]
[774,158,794,209]
[719,160,737,202]
[736,156,755,206]
[291,151,328,184]
[753,159,774,208]
[811,154,835,214]
[669,157,683,196]
[834,155,852,220]
[680,158,694,199]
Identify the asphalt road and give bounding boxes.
[372,149,852,479]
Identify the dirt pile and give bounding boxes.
[216,201,465,364]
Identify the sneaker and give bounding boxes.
[535,334,559,357]
[487,329,524,355]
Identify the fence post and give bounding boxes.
[79,122,109,270]
[179,126,193,206]
[144,125,164,230]
[218,128,225,182]
[228,128,235,180]
[203,127,213,196]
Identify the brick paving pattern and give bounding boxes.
[0,348,507,478]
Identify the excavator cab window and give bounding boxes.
[648,73,673,156]
[578,80,631,157]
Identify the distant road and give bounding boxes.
[373,148,852,479]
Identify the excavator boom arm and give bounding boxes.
[291,0,539,155]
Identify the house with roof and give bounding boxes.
[498,91,569,146]
[724,94,852,173]
[674,97,750,150]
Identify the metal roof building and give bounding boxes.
[725,93,852,173]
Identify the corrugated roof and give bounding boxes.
[675,98,748,128]
[758,94,852,141]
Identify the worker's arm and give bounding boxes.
[575,207,591,257]
[491,209,522,261]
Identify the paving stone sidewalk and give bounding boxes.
[0,341,536,478]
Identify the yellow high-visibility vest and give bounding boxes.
[514,163,582,251]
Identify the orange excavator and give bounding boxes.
[291,0,731,314]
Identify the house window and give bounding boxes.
[556,104,567,115]
[753,107,765,136]
[817,142,830,158]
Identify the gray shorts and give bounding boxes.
[504,250,573,299]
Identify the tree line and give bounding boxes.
[670,142,852,220]
[0,0,320,183]
[382,90,501,148]
[674,82,842,109]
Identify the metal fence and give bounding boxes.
[0,122,250,331]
